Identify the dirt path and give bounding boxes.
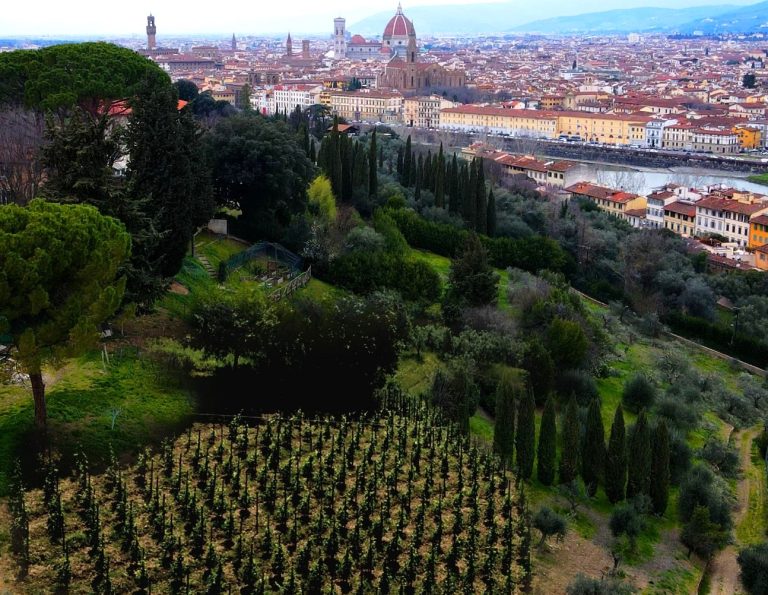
[707,424,763,595]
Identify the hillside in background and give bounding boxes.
[351,1,768,36]
[678,0,768,33]
[511,5,736,34]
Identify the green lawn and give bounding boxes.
[0,349,193,495]
[748,173,768,186]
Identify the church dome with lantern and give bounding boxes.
[382,3,415,58]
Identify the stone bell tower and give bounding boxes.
[146,14,156,50]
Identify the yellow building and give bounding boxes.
[734,125,762,150]
[755,244,768,270]
[664,201,697,237]
[438,105,649,145]
[750,214,768,249]
[404,95,456,128]
[439,106,558,138]
[555,113,651,146]
[565,182,647,219]
[328,90,404,123]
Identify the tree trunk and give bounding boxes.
[29,371,47,428]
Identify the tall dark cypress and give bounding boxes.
[127,81,213,279]
[368,130,378,197]
[626,410,651,499]
[309,139,316,163]
[396,147,404,178]
[423,151,433,192]
[475,158,487,233]
[434,143,445,208]
[449,154,460,213]
[605,405,627,504]
[650,420,670,515]
[410,153,417,188]
[537,396,557,486]
[559,396,580,484]
[516,389,535,480]
[403,135,412,186]
[329,118,343,199]
[464,159,477,228]
[486,188,496,236]
[581,398,605,497]
[340,134,353,202]
[493,375,517,466]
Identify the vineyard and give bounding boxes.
[5,398,530,593]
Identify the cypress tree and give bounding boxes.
[340,134,353,202]
[449,155,460,213]
[486,188,497,236]
[650,420,670,515]
[626,410,651,499]
[464,160,476,228]
[403,135,412,186]
[309,139,316,163]
[559,396,580,484]
[410,153,417,188]
[368,130,378,197]
[516,389,535,479]
[423,151,433,192]
[434,143,445,208]
[581,398,605,497]
[605,405,627,504]
[396,147,404,178]
[493,374,517,466]
[414,171,422,203]
[329,118,343,200]
[537,396,557,486]
[475,159,487,233]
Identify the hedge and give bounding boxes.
[665,312,768,369]
[384,208,566,273]
[326,250,442,303]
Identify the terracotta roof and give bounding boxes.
[383,5,415,38]
[696,196,768,216]
[609,191,641,204]
[752,215,768,226]
[565,182,613,199]
[625,208,647,217]
[665,201,697,217]
[756,244,768,254]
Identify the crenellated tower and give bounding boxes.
[146,14,156,50]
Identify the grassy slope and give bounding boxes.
[394,250,765,593]
[0,350,193,495]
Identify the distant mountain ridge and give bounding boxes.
[350,1,766,36]
[511,5,737,34]
[677,0,768,33]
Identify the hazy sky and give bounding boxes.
[0,0,759,36]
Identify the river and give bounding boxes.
[566,162,768,196]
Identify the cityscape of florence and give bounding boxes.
[4,0,768,592]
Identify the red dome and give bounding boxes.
[383,5,415,38]
[350,34,367,44]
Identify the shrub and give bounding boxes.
[566,575,636,595]
[556,370,599,406]
[622,374,656,413]
[344,226,386,253]
[700,440,740,478]
[546,318,588,370]
[738,543,768,595]
[609,502,644,550]
[678,464,733,530]
[533,507,567,548]
[655,397,699,431]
